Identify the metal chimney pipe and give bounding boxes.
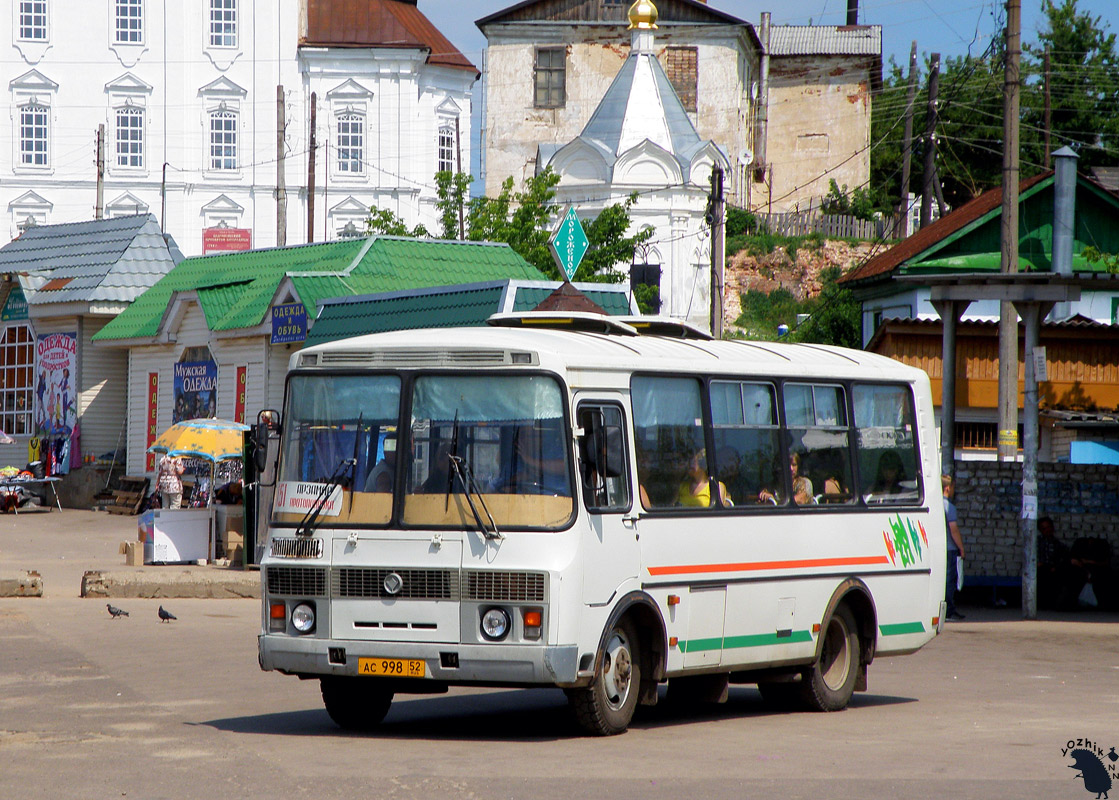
[846,0,858,25]
[1052,145,1078,276]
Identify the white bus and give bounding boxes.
[257,313,946,735]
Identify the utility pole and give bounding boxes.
[95,125,105,219]
[307,92,317,244]
[920,54,940,229]
[276,85,287,247]
[161,162,167,233]
[709,165,725,338]
[998,0,1022,463]
[897,41,918,237]
[1043,47,1052,169]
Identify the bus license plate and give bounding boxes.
[358,657,425,678]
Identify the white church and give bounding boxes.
[535,0,730,333]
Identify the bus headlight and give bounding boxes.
[291,602,316,634]
[481,607,510,641]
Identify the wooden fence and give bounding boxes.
[757,211,888,240]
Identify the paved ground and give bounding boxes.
[2,509,1118,799]
[0,507,257,598]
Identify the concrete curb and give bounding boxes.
[0,570,43,597]
[81,568,260,599]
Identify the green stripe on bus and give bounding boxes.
[681,630,813,653]
[879,621,925,636]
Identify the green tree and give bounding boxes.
[787,267,861,348]
[434,170,471,239]
[364,207,429,238]
[820,179,885,220]
[1025,0,1119,170]
[731,267,859,348]
[367,168,652,283]
[574,193,654,282]
[872,2,1119,215]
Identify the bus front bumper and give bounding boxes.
[259,634,581,686]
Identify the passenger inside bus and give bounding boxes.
[867,450,909,501]
[759,451,814,505]
[418,440,454,493]
[677,448,732,507]
[363,436,397,493]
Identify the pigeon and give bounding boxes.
[158,605,177,623]
[106,603,129,619]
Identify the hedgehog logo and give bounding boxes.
[1069,748,1113,799]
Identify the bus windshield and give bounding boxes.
[272,371,574,530]
[403,374,573,530]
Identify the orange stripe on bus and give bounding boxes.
[647,555,891,576]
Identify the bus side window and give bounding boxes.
[631,376,706,509]
[783,383,853,506]
[577,404,630,513]
[852,383,922,505]
[711,380,782,506]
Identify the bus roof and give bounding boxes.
[293,322,927,384]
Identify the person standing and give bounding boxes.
[942,474,966,620]
[158,454,185,509]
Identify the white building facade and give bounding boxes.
[0,0,476,254]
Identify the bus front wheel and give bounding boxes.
[320,676,394,730]
[800,604,860,712]
[567,618,641,735]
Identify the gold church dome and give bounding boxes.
[627,0,658,30]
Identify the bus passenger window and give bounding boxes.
[710,380,782,506]
[631,376,706,509]
[784,383,853,506]
[853,383,921,505]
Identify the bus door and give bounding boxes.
[575,400,638,605]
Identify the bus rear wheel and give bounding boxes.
[320,676,394,730]
[567,618,641,736]
[800,604,860,712]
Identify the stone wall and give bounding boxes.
[953,460,1119,577]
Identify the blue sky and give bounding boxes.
[428,0,1116,71]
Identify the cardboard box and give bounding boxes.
[124,540,143,566]
[226,544,244,566]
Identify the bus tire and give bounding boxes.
[320,677,394,730]
[567,618,641,735]
[800,604,860,712]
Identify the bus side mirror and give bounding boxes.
[251,423,269,472]
[252,409,279,473]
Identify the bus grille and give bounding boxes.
[266,566,327,597]
[332,568,460,600]
[270,537,324,559]
[464,570,546,602]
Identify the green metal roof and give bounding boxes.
[305,280,637,346]
[512,286,633,315]
[93,237,546,342]
[307,285,509,345]
[844,173,1119,288]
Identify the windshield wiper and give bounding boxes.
[448,452,502,541]
[296,455,356,538]
[444,410,459,513]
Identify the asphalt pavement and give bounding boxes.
[0,507,259,599]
